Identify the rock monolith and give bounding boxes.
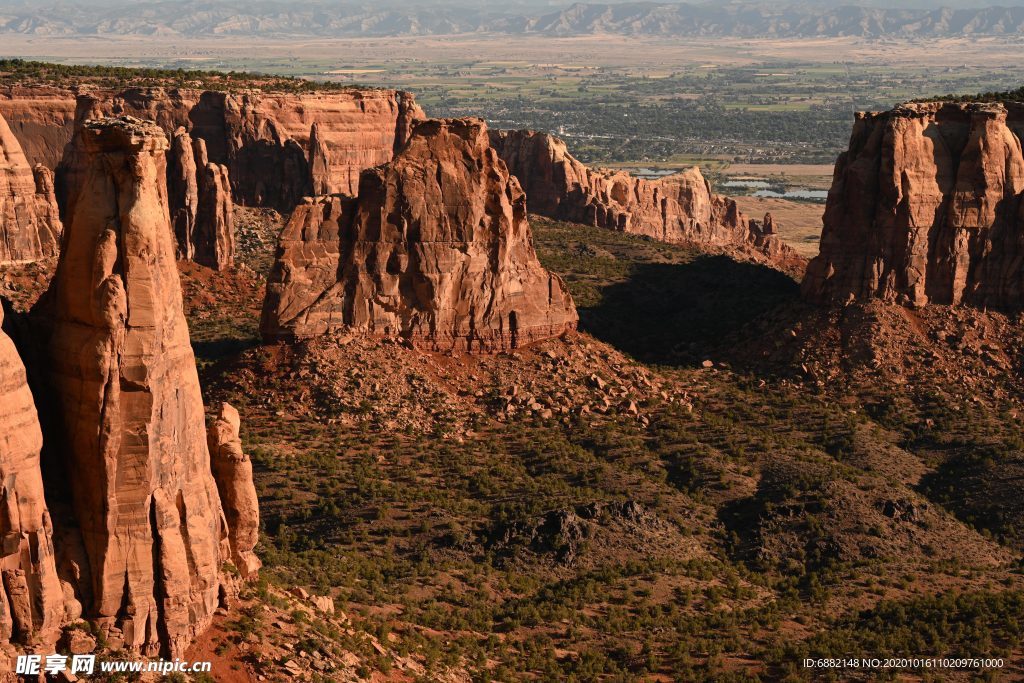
[262,118,578,351]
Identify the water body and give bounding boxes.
[722,179,828,202]
[752,189,828,201]
[722,180,772,189]
[626,168,679,179]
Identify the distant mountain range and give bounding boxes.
[2,1,1024,38]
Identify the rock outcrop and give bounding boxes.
[490,129,799,267]
[260,194,353,339]
[261,118,578,351]
[803,101,1024,309]
[46,116,228,657]
[208,403,261,580]
[308,121,331,196]
[193,138,235,270]
[167,127,200,261]
[0,305,64,648]
[1,111,62,264]
[0,86,78,170]
[167,127,235,269]
[5,86,423,210]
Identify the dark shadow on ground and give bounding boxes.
[192,336,262,365]
[918,451,1024,552]
[578,255,800,366]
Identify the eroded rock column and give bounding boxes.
[167,126,234,270]
[802,101,1024,309]
[47,116,226,657]
[0,305,64,648]
[208,403,261,580]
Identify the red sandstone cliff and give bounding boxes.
[2,85,424,211]
[0,305,64,651]
[45,116,238,657]
[803,101,1024,309]
[261,118,578,352]
[0,86,77,171]
[0,111,62,264]
[490,129,800,269]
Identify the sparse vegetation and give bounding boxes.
[0,58,366,93]
[171,214,1024,679]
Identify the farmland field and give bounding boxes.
[4,33,1022,168]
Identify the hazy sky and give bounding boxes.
[2,0,1024,7]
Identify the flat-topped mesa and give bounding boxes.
[489,129,800,268]
[261,117,579,352]
[167,127,235,269]
[0,305,65,651]
[0,111,62,264]
[4,86,424,211]
[46,116,229,658]
[803,100,1024,308]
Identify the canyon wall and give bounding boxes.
[803,101,1024,309]
[0,86,77,170]
[3,85,423,210]
[262,118,578,352]
[490,129,799,268]
[0,111,62,264]
[45,116,238,657]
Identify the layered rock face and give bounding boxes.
[5,86,423,210]
[0,86,78,169]
[490,129,797,265]
[208,403,261,580]
[47,117,228,657]
[215,90,423,207]
[1,111,62,264]
[262,118,578,352]
[260,194,353,339]
[804,101,1024,308]
[167,127,235,269]
[0,306,64,648]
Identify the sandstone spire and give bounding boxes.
[167,127,200,261]
[0,111,62,264]
[0,305,65,648]
[47,116,227,657]
[192,136,235,270]
[308,121,331,196]
[166,127,235,270]
[208,403,261,580]
[803,101,1024,309]
[261,117,578,351]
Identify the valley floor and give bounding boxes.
[8,212,1024,681]
[204,216,1024,680]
